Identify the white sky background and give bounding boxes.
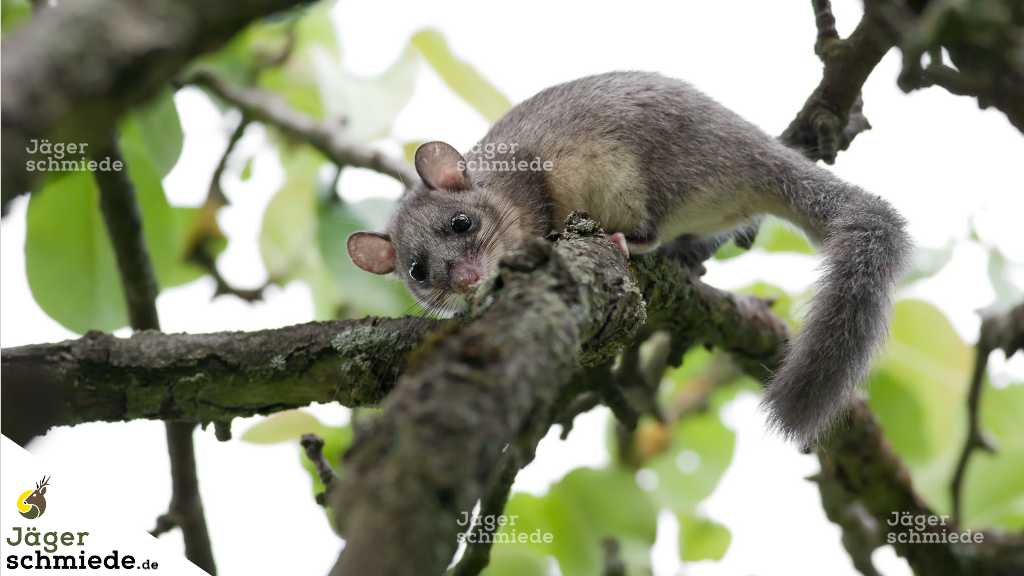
[2,1,1023,575]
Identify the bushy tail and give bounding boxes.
[762,173,912,447]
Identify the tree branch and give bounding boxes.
[93,140,216,574]
[781,2,894,162]
[951,301,1024,524]
[327,214,646,576]
[186,71,418,186]
[0,317,440,443]
[300,434,337,506]
[1,0,315,213]
[875,0,1024,134]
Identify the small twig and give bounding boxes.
[187,70,418,187]
[599,367,640,431]
[190,243,270,303]
[208,116,250,206]
[602,538,627,576]
[666,354,741,421]
[950,302,1024,524]
[614,338,665,423]
[812,0,841,59]
[184,116,271,303]
[301,434,337,489]
[555,390,602,439]
[94,139,216,575]
[251,17,299,74]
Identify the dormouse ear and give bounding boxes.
[414,141,469,191]
[347,232,396,275]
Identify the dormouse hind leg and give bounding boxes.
[658,220,762,272]
[623,227,662,255]
[608,227,662,258]
[609,232,631,257]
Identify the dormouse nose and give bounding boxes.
[450,261,482,293]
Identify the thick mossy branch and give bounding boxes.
[0,0,313,211]
[328,215,645,576]
[633,257,787,378]
[0,317,438,443]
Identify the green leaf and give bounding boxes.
[900,242,955,287]
[240,157,254,181]
[553,468,658,542]
[481,546,551,576]
[411,28,512,122]
[961,382,1024,529]
[241,410,330,444]
[645,409,736,515]
[25,115,210,333]
[678,514,731,561]
[315,42,420,142]
[402,140,425,165]
[190,2,338,117]
[26,172,125,333]
[867,370,932,463]
[119,89,184,177]
[755,217,814,254]
[117,124,211,289]
[712,240,745,260]
[869,299,972,511]
[2,0,31,33]
[259,149,322,281]
[260,59,326,120]
[499,467,657,576]
[317,198,415,316]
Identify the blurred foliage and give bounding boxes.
[870,299,1024,530]
[9,2,1023,574]
[25,91,220,333]
[410,29,513,122]
[1,0,30,32]
[242,409,355,530]
[714,216,813,260]
[19,0,513,329]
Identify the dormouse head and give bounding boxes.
[346,141,530,316]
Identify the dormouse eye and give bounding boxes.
[450,213,473,234]
[409,260,428,282]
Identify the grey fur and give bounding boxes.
[358,71,912,446]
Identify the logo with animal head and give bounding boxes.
[16,476,50,519]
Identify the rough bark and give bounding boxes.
[0,318,438,444]
[328,215,646,576]
[781,2,893,162]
